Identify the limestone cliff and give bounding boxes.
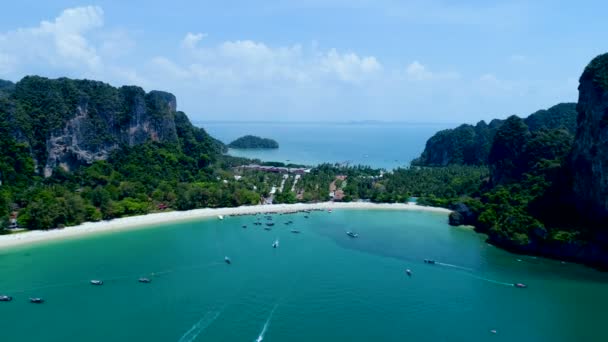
[414,103,577,166]
[570,53,608,224]
[0,76,220,176]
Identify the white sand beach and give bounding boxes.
[0,202,451,249]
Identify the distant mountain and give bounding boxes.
[413,103,577,166]
[228,135,279,149]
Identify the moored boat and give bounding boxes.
[138,278,151,283]
[224,256,232,264]
[0,295,12,302]
[346,231,359,238]
[29,298,44,304]
[291,229,301,234]
[90,280,103,285]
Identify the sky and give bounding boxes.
[0,1,606,123]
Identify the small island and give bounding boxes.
[228,135,279,149]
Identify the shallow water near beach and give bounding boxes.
[1,209,608,342]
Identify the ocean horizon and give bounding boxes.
[201,121,454,169]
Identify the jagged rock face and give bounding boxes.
[1,76,181,177]
[570,53,608,223]
[43,88,180,176]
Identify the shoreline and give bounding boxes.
[0,202,451,249]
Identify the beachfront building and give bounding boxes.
[237,164,311,175]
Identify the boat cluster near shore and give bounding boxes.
[0,202,451,249]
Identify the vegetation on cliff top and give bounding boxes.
[581,53,608,91]
[413,103,577,167]
[228,135,279,149]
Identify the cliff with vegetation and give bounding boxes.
[228,135,279,149]
[436,54,608,268]
[0,76,233,230]
[413,103,577,166]
[0,76,225,177]
[570,53,608,226]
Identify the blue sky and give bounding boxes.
[0,1,606,123]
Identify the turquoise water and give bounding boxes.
[201,122,453,169]
[1,209,607,341]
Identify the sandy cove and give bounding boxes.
[0,202,451,249]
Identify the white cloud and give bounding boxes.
[0,6,104,75]
[181,32,207,50]
[0,53,17,75]
[99,29,136,59]
[171,35,381,85]
[319,49,382,82]
[149,56,190,79]
[405,61,459,81]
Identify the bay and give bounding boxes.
[1,209,607,342]
[201,122,453,169]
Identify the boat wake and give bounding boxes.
[430,261,513,287]
[255,304,279,342]
[435,262,474,272]
[178,310,221,342]
[467,274,514,287]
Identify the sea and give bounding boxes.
[201,121,454,169]
[1,209,608,341]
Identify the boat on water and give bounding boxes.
[405,269,412,276]
[138,278,151,283]
[514,283,528,288]
[266,222,275,226]
[424,259,436,264]
[224,256,231,264]
[304,215,309,219]
[90,280,103,285]
[218,215,224,220]
[0,295,12,302]
[346,231,359,238]
[242,225,247,228]
[291,229,301,234]
[272,239,279,248]
[328,209,332,213]
[29,298,44,304]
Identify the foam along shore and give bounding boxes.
[0,202,451,249]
